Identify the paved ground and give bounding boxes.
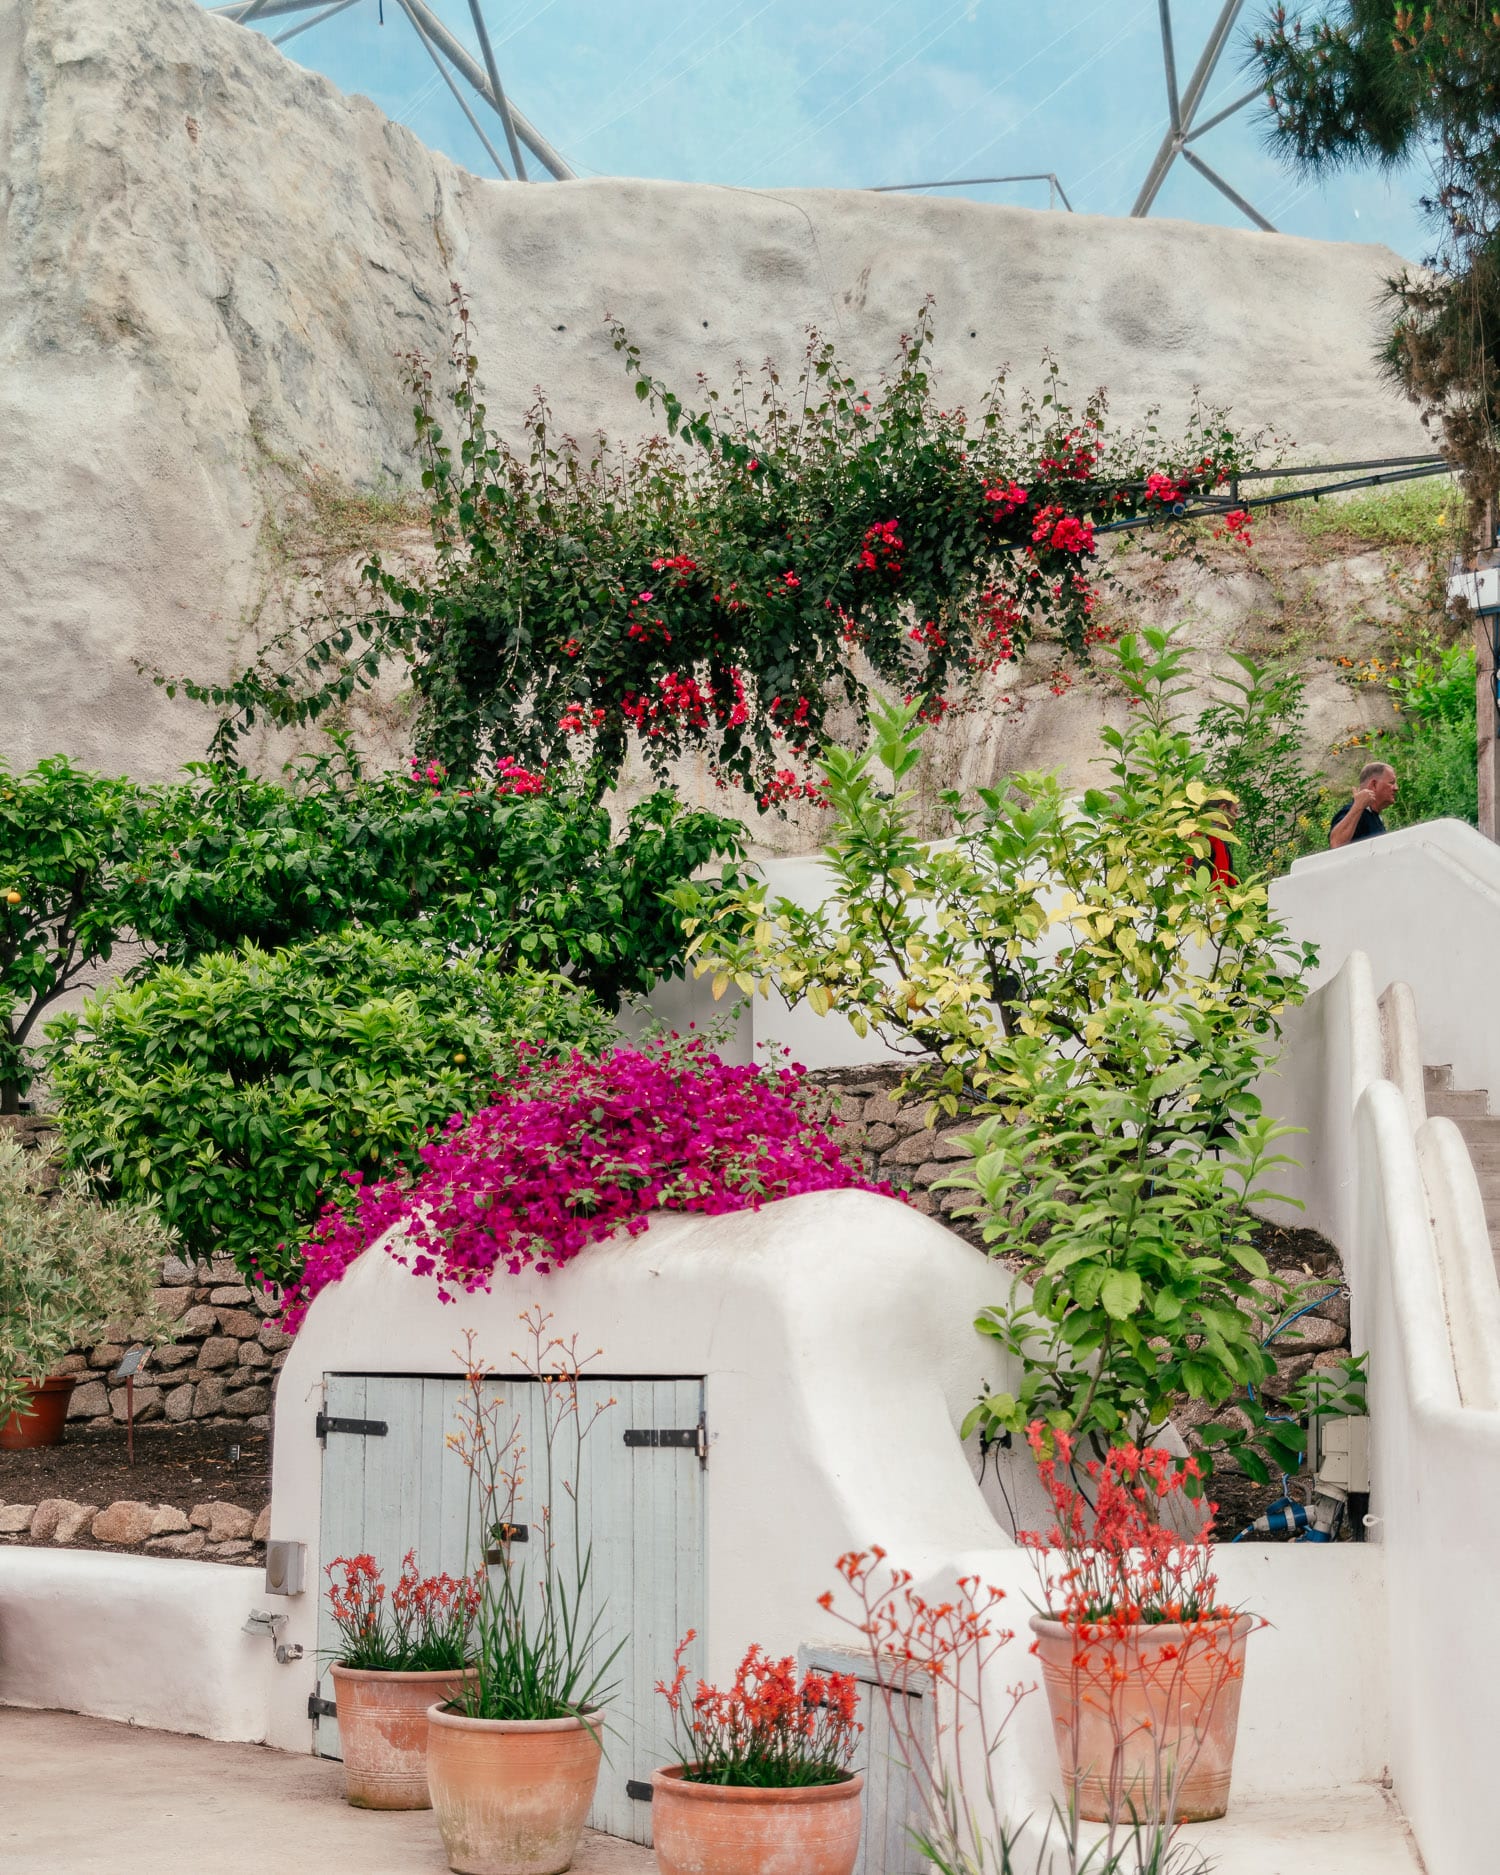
[2,1708,653,1875]
[2,1707,1425,1875]
[1021,1786,1426,1875]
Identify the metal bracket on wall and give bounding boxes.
[308,1693,338,1719]
[485,1521,529,1564]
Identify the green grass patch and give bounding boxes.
[1272,472,1458,549]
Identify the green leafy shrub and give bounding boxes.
[46,930,610,1288]
[1,748,738,1111]
[1195,654,1323,877]
[682,628,1315,1452]
[139,753,745,1012]
[1360,636,1478,828]
[0,1133,173,1423]
[0,756,162,1113]
[1378,713,1479,826]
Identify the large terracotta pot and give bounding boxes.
[328,1664,475,1808]
[0,1375,77,1450]
[425,1703,603,1875]
[650,1764,865,1875]
[1030,1612,1254,1823]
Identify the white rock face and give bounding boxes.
[0,0,1429,793]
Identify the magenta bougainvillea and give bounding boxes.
[276,1039,892,1331]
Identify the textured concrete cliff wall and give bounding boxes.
[0,0,1429,817]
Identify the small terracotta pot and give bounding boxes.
[1030,1612,1254,1823]
[0,1375,77,1451]
[650,1764,865,1875]
[426,1702,604,1875]
[328,1664,476,1809]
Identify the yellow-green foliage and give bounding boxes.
[676,629,1316,1451]
[1279,473,1457,548]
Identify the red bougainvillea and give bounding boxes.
[177,296,1254,805]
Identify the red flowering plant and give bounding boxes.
[657,1635,862,1787]
[323,1549,483,1672]
[822,1550,1027,1871]
[278,1033,892,1330]
[1022,1425,1260,1833]
[174,290,1257,810]
[823,1548,1221,1873]
[444,1316,624,1724]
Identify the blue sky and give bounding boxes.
[211,1,1430,261]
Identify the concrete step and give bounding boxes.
[1040,1786,1421,1875]
[1426,1088,1491,1118]
[1425,1062,1454,1091]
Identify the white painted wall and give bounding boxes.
[0,1548,275,1742]
[1273,818,1500,1094]
[625,852,919,1071]
[264,1188,1031,1754]
[1251,897,1500,1875]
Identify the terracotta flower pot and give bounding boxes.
[0,1375,77,1450]
[1030,1612,1254,1823]
[328,1664,476,1809]
[425,1702,604,1875]
[650,1764,865,1875]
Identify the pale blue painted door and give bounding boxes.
[803,1645,932,1875]
[313,1370,707,1847]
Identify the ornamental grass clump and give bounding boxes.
[657,1636,862,1788]
[279,1035,888,1329]
[446,1316,623,1723]
[324,1550,483,1672]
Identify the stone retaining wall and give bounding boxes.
[805,1065,980,1241]
[2,1114,290,1430]
[57,1253,290,1431]
[0,1496,269,1566]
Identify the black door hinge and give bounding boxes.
[316,1411,388,1440]
[623,1414,707,1465]
[626,1779,654,1802]
[485,1521,529,1563]
[309,1694,337,1720]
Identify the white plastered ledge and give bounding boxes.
[264,1188,1025,1752]
[0,1547,276,1741]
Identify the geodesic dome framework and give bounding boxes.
[212,0,572,180]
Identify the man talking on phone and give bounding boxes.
[1328,761,1397,849]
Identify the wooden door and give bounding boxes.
[313,1371,707,1846]
[802,1644,933,1875]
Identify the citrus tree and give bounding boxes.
[0,757,158,1113]
[678,628,1317,1447]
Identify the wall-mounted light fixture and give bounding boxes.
[264,1539,307,1597]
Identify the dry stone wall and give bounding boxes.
[0,1495,269,1566]
[3,1113,287,1427]
[56,1250,290,1432]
